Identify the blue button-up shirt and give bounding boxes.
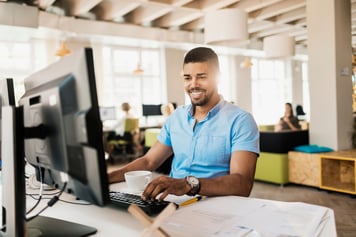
[157,97,260,179]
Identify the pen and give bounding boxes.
[179,195,204,207]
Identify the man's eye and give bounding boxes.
[184,76,191,80]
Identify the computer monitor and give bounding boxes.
[142,104,162,116]
[0,78,16,168]
[0,78,15,107]
[1,48,109,236]
[99,106,117,121]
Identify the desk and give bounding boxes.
[23,182,337,237]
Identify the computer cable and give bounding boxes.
[25,182,67,222]
[26,165,44,215]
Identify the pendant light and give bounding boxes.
[204,8,248,46]
[263,35,295,59]
[240,57,253,68]
[56,41,71,57]
[133,63,144,75]
[133,49,144,75]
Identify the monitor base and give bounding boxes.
[27,215,97,237]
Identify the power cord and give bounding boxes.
[26,166,44,215]
[26,192,92,206]
[25,182,67,222]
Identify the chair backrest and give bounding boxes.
[124,118,139,132]
[145,128,161,147]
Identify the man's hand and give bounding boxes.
[107,169,125,184]
[282,116,290,122]
[142,176,191,201]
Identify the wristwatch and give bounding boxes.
[185,176,200,196]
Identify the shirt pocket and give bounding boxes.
[195,135,227,164]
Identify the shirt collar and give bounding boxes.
[186,95,225,120]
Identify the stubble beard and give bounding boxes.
[191,96,209,106]
[188,88,210,106]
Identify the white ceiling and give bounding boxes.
[1,0,356,53]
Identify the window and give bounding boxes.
[251,59,291,125]
[0,42,34,102]
[218,55,233,101]
[101,46,162,116]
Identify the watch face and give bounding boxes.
[186,176,200,196]
[188,176,199,185]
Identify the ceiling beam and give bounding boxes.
[251,0,306,20]
[60,0,103,16]
[250,24,297,38]
[128,2,173,24]
[248,20,275,33]
[199,0,241,11]
[180,17,204,31]
[93,0,140,20]
[275,6,306,24]
[154,7,202,28]
[39,10,204,44]
[233,0,284,12]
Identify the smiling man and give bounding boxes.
[108,47,260,200]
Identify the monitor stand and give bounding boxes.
[27,216,97,237]
[0,106,97,237]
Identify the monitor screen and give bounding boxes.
[12,47,109,236]
[99,106,117,121]
[142,104,162,116]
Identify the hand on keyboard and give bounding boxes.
[109,191,173,216]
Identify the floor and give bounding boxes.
[250,181,356,237]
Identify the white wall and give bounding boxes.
[307,0,352,150]
[292,60,304,107]
[233,55,252,113]
[163,48,186,106]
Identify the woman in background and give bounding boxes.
[275,102,301,131]
[160,103,175,119]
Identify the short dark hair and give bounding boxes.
[183,47,220,71]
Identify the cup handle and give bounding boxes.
[145,176,151,185]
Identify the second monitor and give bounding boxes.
[0,47,109,237]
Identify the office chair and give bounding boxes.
[108,118,140,163]
[142,128,172,175]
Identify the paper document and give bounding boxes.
[162,196,333,237]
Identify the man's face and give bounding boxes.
[183,62,219,106]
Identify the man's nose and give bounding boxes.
[190,76,200,87]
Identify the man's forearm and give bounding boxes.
[108,157,150,183]
[198,174,254,197]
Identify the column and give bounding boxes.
[307,0,352,150]
[164,47,186,106]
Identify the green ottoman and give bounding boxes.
[255,152,289,185]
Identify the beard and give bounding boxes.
[188,88,210,106]
[191,97,209,106]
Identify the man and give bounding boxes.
[108,47,259,201]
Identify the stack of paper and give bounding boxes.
[162,196,335,237]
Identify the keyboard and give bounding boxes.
[109,191,172,216]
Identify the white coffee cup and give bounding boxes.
[124,170,152,192]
